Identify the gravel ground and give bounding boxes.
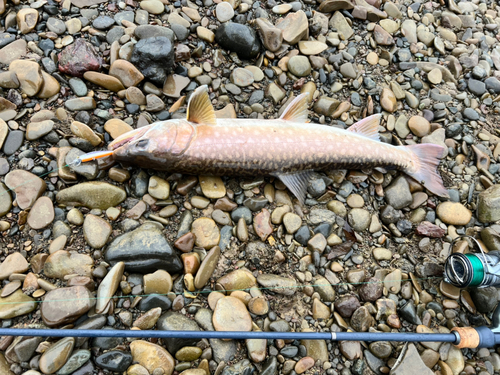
[0,0,500,374]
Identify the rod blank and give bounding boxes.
[0,328,459,344]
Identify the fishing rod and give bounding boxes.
[0,321,498,349]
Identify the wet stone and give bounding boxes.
[95,351,132,373]
[157,311,201,354]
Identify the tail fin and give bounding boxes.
[403,143,449,198]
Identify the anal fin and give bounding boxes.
[272,170,314,204]
[279,93,310,123]
[347,114,382,142]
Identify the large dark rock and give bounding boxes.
[130,36,174,86]
[470,286,498,313]
[221,359,255,375]
[105,222,182,273]
[215,23,261,60]
[95,350,132,372]
[157,311,201,354]
[58,38,102,78]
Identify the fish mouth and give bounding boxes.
[108,126,151,151]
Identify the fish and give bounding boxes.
[77,85,449,202]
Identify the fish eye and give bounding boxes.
[134,139,149,149]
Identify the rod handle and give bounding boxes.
[451,327,480,349]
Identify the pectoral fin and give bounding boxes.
[186,85,217,126]
[279,93,310,123]
[347,114,382,142]
[272,170,314,204]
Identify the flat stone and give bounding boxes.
[26,120,54,140]
[390,343,433,375]
[191,217,220,249]
[0,40,27,65]
[17,8,39,34]
[257,274,297,296]
[56,182,126,209]
[163,74,190,98]
[5,170,46,209]
[27,196,54,230]
[477,185,500,223]
[329,11,353,40]
[276,10,308,44]
[436,202,471,226]
[9,60,42,97]
[0,252,28,280]
[130,341,175,375]
[0,289,35,319]
[216,2,234,22]
[41,286,93,327]
[95,262,124,313]
[298,41,327,55]
[105,222,182,273]
[83,71,125,92]
[213,296,252,332]
[39,337,75,374]
[44,250,93,279]
[408,116,430,137]
[83,214,112,248]
[65,97,96,111]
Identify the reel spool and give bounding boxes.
[444,235,500,288]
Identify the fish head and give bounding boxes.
[108,120,179,163]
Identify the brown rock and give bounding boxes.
[0,253,28,280]
[27,196,54,230]
[70,121,101,146]
[163,74,190,98]
[83,71,125,92]
[194,246,221,289]
[0,40,27,66]
[109,59,144,87]
[319,0,354,12]
[191,217,220,249]
[95,261,124,314]
[174,232,195,253]
[144,270,172,295]
[130,340,175,375]
[39,337,75,374]
[373,24,394,45]
[37,71,60,99]
[217,269,256,291]
[380,88,397,113]
[41,286,93,327]
[436,202,472,226]
[17,8,39,34]
[255,18,283,52]
[133,307,162,330]
[0,289,36,319]
[253,208,273,241]
[408,116,430,137]
[181,253,200,275]
[212,296,252,332]
[44,250,93,279]
[9,60,43,97]
[276,10,308,44]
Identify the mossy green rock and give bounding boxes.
[56,182,126,209]
[477,185,500,223]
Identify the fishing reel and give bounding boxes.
[444,235,500,289]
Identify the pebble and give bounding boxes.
[41,286,93,327]
[436,202,472,226]
[39,337,75,374]
[213,296,252,332]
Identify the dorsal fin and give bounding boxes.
[186,85,217,126]
[280,93,310,123]
[347,114,382,142]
